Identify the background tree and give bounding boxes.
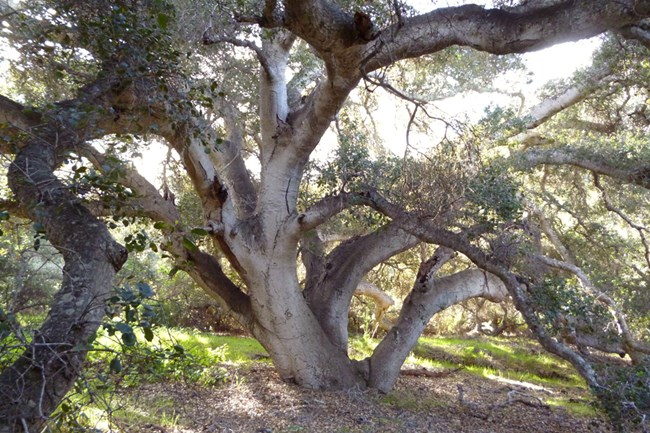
[1,0,650,430]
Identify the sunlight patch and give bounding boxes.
[485,374,554,393]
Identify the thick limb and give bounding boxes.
[369,269,507,391]
[0,140,127,432]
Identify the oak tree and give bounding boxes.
[1,0,650,430]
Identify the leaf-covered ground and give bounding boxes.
[86,334,621,433]
[111,363,611,433]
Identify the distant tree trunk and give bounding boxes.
[354,280,396,334]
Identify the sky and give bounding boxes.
[0,1,603,184]
[138,37,601,183]
[372,35,601,158]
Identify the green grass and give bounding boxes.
[90,326,268,368]
[62,329,598,431]
[155,329,268,363]
[51,328,270,431]
[111,394,184,429]
[408,335,584,388]
[349,333,594,416]
[546,396,599,417]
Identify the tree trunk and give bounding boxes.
[244,255,366,389]
[0,142,127,432]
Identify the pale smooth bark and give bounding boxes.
[369,269,508,391]
[2,3,650,428]
[303,223,418,350]
[511,146,650,190]
[524,67,613,130]
[354,281,395,332]
[364,189,601,389]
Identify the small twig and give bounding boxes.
[506,390,550,409]
[401,366,462,378]
[456,383,465,404]
[201,33,272,77]
[593,173,650,270]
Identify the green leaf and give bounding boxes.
[168,266,180,278]
[153,221,167,230]
[157,13,169,29]
[137,282,154,298]
[109,356,122,374]
[125,307,136,323]
[114,322,133,334]
[121,332,137,346]
[103,323,116,336]
[0,211,9,221]
[191,228,209,236]
[182,236,198,252]
[87,332,97,345]
[143,326,154,342]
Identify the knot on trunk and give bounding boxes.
[354,12,378,42]
[107,241,128,271]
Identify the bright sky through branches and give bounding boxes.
[0,0,602,183]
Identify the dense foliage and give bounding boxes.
[1,0,650,431]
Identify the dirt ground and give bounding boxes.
[117,363,618,433]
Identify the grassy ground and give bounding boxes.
[350,334,593,415]
[54,329,604,432]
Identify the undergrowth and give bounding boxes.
[350,334,594,417]
[50,327,600,432]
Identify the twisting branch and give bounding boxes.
[0,94,44,154]
[619,22,650,49]
[202,33,272,76]
[209,98,257,215]
[304,221,418,349]
[362,188,601,389]
[523,66,614,130]
[416,246,456,283]
[182,248,253,328]
[593,173,650,270]
[353,280,395,336]
[366,0,650,72]
[79,145,180,224]
[535,254,650,360]
[293,192,356,233]
[527,203,575,264]
[510,146,650,190]
[368,268,508,391]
